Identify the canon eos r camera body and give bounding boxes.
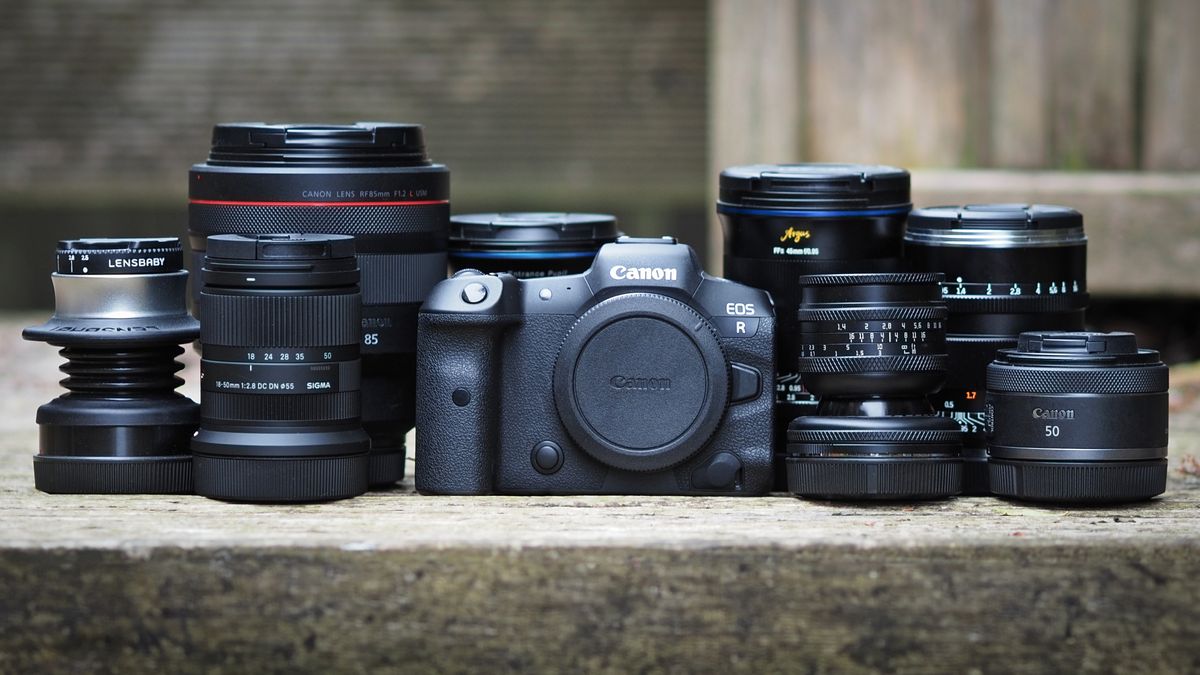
[416,237,775,495]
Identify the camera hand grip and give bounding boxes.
[415,314,514,494]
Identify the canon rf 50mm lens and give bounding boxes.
[719,164,910,485]
[986,331,1168,503]
[905,204,1088,494]
[192,234,370,502]
[189,123,449,486]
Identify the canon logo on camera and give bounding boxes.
[609,265,678,281]
[608,375,672,391]
[1032,407,1075,420]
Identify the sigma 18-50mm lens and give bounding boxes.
[718,164,911,485]
[904,204,1087,494]
[987,331,1168,503]
[189,122,449,486]
[192,234,370,502]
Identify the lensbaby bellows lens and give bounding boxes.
[718,163,910,485]
[190,122,449,486]
[23,238,199,494]
[986,331,1168,503]
[904,203,1088,494]
[448,212,621,278]
[192,233,370,502]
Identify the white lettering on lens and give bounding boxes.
[107,257,165,268]
[1032,408,1074,420]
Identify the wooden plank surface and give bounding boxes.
[988,0,1053,168]
[1,315,1199,672]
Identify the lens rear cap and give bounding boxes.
[554,293,729,472]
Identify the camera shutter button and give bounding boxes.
[461,282,488,304]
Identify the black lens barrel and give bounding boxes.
[190,122,451,486]
[23,237,199,494]
[448,212,621,277]
[904,203,1088,494]
[192,233,370,502]
[986,331,1168,503]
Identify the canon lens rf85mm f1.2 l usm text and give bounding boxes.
[189,123,449,486]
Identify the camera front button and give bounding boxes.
[692,452,742,490]
[532,441,565,475]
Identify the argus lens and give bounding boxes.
[448,212,621,278]
[23,238,199,494]
[904,204,1088,493]
[192,234,370,502]
[986,331,1168,503]
[786,272,962,500]
[718,164,910,485]
[190,122,450,486]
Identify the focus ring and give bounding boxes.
[189,203,449,237]
[944,293,1089,314]
[358,252,447,305]
[798,354,948,374]
[202,391,360,422]
[788,429,962,444]
[800,273,941,286]
[200,292,361,347]
[797,306,947,321]
[986,363,1169,394]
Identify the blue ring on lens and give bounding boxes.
[449,250,599,260]
[717,205,910,218]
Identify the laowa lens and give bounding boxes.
[192,234,370,502]
[904,204,1088,494]
[718,163,910,485]
[987,332,1168,503]
[22,238,199,494]
[786,272,962,500]
[190,122,449,486]
[449,212,621,278]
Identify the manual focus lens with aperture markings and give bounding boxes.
[192,233,370,502]
[904,204,1088,494]
[718,163,911,486]
[796,273,948,401]
[190,122,450,487]
[986,331,1168,503]
[787,272,961,500]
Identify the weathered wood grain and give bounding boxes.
[1142,0,1200,170]
[1,316,1198,672]
[988,0,1053,168]
[803,0,986,167]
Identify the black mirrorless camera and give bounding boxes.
[415,237,775,495]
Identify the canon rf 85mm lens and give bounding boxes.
[449,212,621,278]
[719,164,910,485]
[904,204,1088,494]
[190,123,449,486]
[987,332,1168,503]
[192,234,370,502]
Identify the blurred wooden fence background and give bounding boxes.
[712,0,1199,172]
[0,0,1196,307]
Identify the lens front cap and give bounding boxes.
[553,293,730,472]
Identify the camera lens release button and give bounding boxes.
[730,364,761,402]
[461,282,488,304]
[532,441,564,474]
